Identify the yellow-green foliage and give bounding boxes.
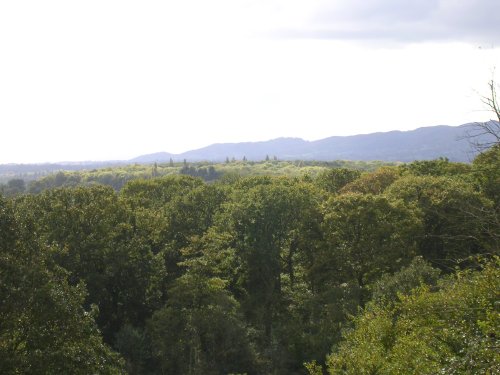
[22,160,395,193]
[327,257,500,375]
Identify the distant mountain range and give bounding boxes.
[1,122,496,180]
[132,122,496,163]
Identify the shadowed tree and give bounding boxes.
[315,193,422,305]
[0,195,124,374]
[14,186,165,343]
[385,175,497,266]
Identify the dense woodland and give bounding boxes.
[0,159,395,192]
[0,145,498,374]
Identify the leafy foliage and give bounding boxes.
[326,258,500,375]
[0,196,124,374]
[0,151,498,374]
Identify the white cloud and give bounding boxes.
[273,0,500,44]
[0,1,498,163]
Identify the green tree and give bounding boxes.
[15,186,165,342]
[157,183,229,285]
[2,178,26,197]
[121,174,203,210]
[371,256,441,304]
[385,175,497,265]
[185,177,324,372]
[339,167,400,195]
[0,195,124,374]
[400,158,471,178]
[326,258,500,374]
[314,193,422,301]
[152,162,158,177]
[148,274,257,375]
[473,144,500,208]
[315,168,361,194]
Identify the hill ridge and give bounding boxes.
[132,122,496,163]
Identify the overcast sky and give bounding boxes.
[1,0,499,163]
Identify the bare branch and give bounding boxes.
[462,79,500,152]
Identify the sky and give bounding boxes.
[1,0,499,163]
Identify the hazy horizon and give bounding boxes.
[0,122,452,164]
[1,1,499,163]
[0,121,488,164]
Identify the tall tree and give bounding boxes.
[148,274,257,375]
[14,186,165,342]
[314,193,422,303]
[186,177,324,371]
[0,195,124,374]
[385,175,497,265]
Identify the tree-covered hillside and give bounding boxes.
[0,146,498,374]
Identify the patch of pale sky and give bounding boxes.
[0,0,499,163]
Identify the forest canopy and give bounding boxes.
[0,146,498,374]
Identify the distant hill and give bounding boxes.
[129,152,174,163]
[133,122,496,163]
[179,138,308,161]
[1,122,496,181]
